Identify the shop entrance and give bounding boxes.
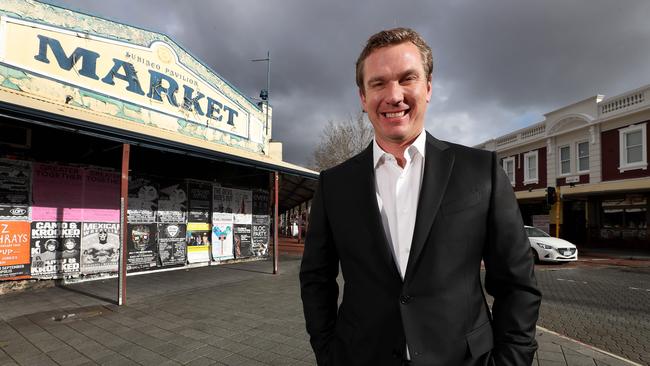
[562,200,587,245]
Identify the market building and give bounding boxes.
[0,0,318,298]
[476,85,650,251]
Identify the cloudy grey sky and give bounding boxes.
[43,0,650,167]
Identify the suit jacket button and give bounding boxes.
[399,295,411,304]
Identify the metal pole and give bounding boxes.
[266,51,270,136]
[273,171,279,274]
[118,143,130,306]
[555,186,561,238]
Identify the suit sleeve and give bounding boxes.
[299,172,339,366]
[484,152,542,366]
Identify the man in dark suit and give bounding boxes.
[300,27,541,366]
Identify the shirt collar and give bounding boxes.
[373,129,426,168]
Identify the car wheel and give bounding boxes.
[531,248,540,264]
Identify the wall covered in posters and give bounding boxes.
[0,159,272,281]
[30,221,81,279]
[0,221,31,279]
[0,159,31,221]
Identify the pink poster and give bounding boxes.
[32,163,84,221]
[83,169,120,222]
[32,164,120,222]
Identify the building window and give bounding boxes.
[619,123,647,172]
[559,145,571,175]
[523,151,538,184]
[577,141,589,173]
[600,195,647,240]
[502,157,515,186]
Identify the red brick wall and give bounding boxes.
[601,121,650,181]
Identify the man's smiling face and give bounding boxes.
[359,42,432,149]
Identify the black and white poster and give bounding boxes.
[80,222,120,275]
[156,181,187,223]
[0,159,31,220]
[30,222,81,279]
[252,215,270,257]
[233,224,252,258]
[128,176,158,223]
[252,190,270,257]
[127,223,158,272]
[187,181,211,223]
[158,223,186,266]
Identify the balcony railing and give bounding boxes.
[599,87,648,116]
[495,123,546,148]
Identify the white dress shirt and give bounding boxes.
[373,130,426,279]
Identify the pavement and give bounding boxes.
[0,255,644,366]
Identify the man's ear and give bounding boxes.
[426,77,432,103]
[359,88,367,112]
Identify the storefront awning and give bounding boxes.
[0,98,319,180]
[561,178,650,197]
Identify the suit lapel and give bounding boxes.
[404,133,455,283]
[355,144,402,279]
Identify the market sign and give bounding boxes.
[0,16,250,139]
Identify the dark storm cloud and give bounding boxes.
[43,0,650,166]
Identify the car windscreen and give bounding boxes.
[525,227,551,237]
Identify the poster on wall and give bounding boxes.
[232,188,252,225]
[252,190,270,257]
[211,220,233,261]
[233,224,252,258]
[213,186,234,216]
[80,222,120,275]
[127,223,158,272]
[252,215,270,257]
[30,222,81,279]
[32,163,84,221]
[156,181,187,223]
[187,181,211,223]
[128,176,158,223]
[0,159,31,221]
[83,169,120,222]
[0,221,31,279]
[158,223,186,266]
[186,222,210,263]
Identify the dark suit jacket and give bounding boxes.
[300,132,541,366]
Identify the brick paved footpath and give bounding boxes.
[0,257,641,366]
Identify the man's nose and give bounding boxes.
[384,82,404,105]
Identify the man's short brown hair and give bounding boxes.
[356,27,433,92]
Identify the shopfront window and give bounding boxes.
[600,195,648,240]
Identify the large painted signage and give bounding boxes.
[0,16,252,140]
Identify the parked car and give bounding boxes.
[525,225,578,263]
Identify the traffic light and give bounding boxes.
[546,187,557,205]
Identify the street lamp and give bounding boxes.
[251,51,270,137]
